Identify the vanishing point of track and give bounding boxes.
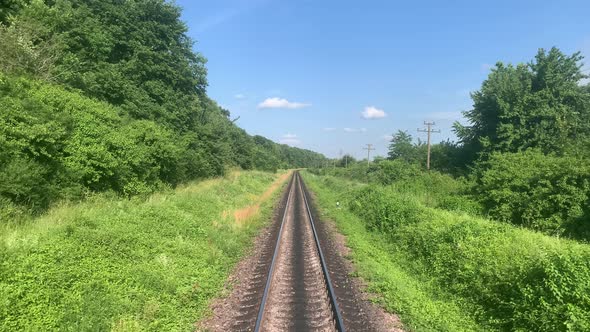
[253,171,345,331]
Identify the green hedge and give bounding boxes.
[0,74,186,213]
[475,150,590,236]
[348,185,590,331]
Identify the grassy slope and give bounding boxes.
[302,171,482,331]
[0,171,289,331]
[302,171,590,331]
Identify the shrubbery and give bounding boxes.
[369,160,423,185]
[0,75,179,212]
[474,150,590,236]
[342,177,590,330]
[313,159,482,216]
[0,74,325,216]
[317,148,590,238]
[0,0,328,218]
[349,186,429,233]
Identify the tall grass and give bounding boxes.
[0,171,288,331]
[302,171,590,331]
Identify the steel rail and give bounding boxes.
[299,173,346,332]
[253,172,345,332]
[253,173,296,332]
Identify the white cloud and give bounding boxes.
[361,106,387,119]
[383,134,393,141]
[279,133,301,146]
[343,127,367,133]
[234,93,246,99]
[258,97,311,109]
[323,127,336,131]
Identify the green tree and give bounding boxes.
[0,18,61,79]
[0,0,329,215]
[429,140,465,175]
[387,130,417,162]
[0,0,28,25]
[14,0,207,131]
[336,154,356,167]
[455,48,590,161]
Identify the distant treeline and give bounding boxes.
[0,0,325,215]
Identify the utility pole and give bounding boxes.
[417,121,440,170]
[363,144,375,166]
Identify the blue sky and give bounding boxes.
[176,0,590,159]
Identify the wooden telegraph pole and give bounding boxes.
[363,144,375,166]
[417,121,440,170]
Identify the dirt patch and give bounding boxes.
[260,171,291,201]
[230,171,292,227]
[233,205,260,225]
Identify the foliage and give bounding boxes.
[383,130,466,174]
[0,73,324,214]
[369,160,423,185]
[455,48,590,161]
[0,0,27,25]
[428,140,466,175]
[0,20,60,79]
[0,171,287,330]
[387,130,418,162]
[445,47,590,236]
[0,0,327,215]
[11,0,206,129]
[304,172,590,331]
[311,158,476,210]
[474,150,590,236]
[336,154,356,167]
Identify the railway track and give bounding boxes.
[252,171,345,332]
[215,171,379,331]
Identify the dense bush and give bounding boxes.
[314,160,482,216]
[310,159,423,185]
[344,179,590,331]
[0,0,327,216]
[475,150,590,236]
[0,74,325,215]
[0,74,178,210]
[349,186,427,233]
[369,160,422,185]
